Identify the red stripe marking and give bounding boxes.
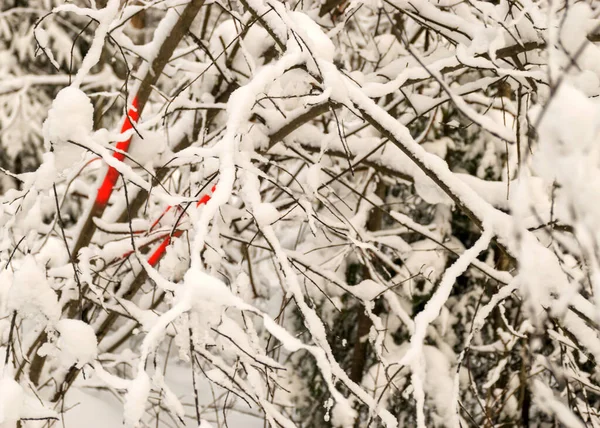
[95,96,140,207]
[196,185,216,207]
[147,230,183,267]
[149,205,173,232]
[145,184,217,267]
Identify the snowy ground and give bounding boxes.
[64,362,265,427]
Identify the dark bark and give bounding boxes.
[349,180,387,384]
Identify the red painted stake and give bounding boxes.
[145,184,217,267]
[96,97,140,207]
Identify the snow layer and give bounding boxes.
[7,255,60,324]
[55,319,98,368]
[42,87,94,172]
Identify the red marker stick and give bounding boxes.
[96,97,140,207]
[145,184,216,267]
